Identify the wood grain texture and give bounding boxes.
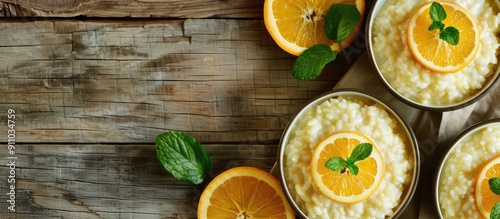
[0,0,263,18]
[0,19,364,143]
[0,0,374,218]
[0,143,278,218]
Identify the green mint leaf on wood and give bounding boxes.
[325,157,347,171]
[491,202,500,219]
[430,2,446,22]
[155,131,212,185]
[489,178,500,195]
[292,44,337,80]
[440,26,459,46]
[349,143,373,163]
[324,4,361,43]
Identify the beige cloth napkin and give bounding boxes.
[334,52,500,218]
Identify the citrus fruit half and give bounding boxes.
[475,156,500,218]
[197,166,295,219]
[406,1,479,73]
[264,0,365,56]
[310,131,384,204]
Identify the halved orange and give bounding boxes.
[197,166,295,219]
[310,131,384,204]
[264,0,365,56]
[475,156,500,218]
[407,1,479,73]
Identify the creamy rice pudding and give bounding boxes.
[372,0,500,106]
[283,96,414,218]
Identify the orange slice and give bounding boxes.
[310,131,384,204]
[475,156,500,218]
[197,166,295,219]
[407,1,479,73]
[264,0,365,56]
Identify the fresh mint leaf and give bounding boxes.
[324,4,361,43]
[347,164,359,175]
[155,131,212,185]
[346,157,355,166]
[430,2,446,22]
[489,178,500,195]
[428,2,460,46]
[292,44,337,80]
[325,157,347,171]
[428,20,445,31]
[349,143,373,163]
[440,26,459,46]
[491,202,500,219]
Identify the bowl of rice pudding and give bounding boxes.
[366,0,500,111]
[277,89,419,218]
[435,119,500,218]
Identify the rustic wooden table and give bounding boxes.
[0,0,374,218]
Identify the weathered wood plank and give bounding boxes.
[0,0,263,18]
[0,0,375,19]
[0,143,277,218]
[0,19,364,143]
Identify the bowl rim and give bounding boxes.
[365,0,500,112]
[433,118,500,218]
[276,88,420,218]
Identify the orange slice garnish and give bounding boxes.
[310,131,384,203]
[197,166,295,219]
[264,0,365,56]
[406,1,479,73]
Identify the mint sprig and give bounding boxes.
[324,142,372,176]
[155,131,212,185]
[429,2,460,46]
[489,177,500,218]
[292,4,361,80]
